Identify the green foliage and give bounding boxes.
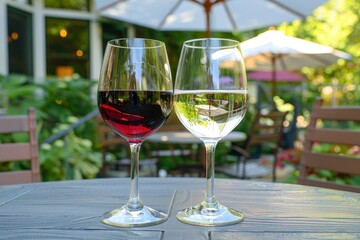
[37,77,102,181]
[175,101,204,127]
[0,74,41,114]
[278,0,360,108]
[40,132,102,181]
[0,74,102,181]
[37,77,97,141]
[39,117,102,181]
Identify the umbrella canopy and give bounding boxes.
[240,29,352,96]
[95,0,327,37]
[248,70,305,82]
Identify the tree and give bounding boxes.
[278,0,360,106]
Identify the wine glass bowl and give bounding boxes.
[174,38,248,226]
[97,38,173,227]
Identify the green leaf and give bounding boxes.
[317,169,335,179]
[348,176,360,186]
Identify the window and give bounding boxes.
[101,19,127,52]
[46,17,90,78]
[7,6,33,76]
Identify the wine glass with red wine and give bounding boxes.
[97,38,173,227]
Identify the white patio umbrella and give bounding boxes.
[95,0,327,37]
[240,29,352,97]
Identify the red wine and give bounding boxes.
[98,90,173,143]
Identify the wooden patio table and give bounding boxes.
[146,131,246,144]
[146,131,246,167]
[1,177,360,239]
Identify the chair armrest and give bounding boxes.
[230,145,250,158]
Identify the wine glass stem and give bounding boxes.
[204,140,218,205]
[127,142,143,211]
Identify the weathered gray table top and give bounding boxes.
[1,177,360,239]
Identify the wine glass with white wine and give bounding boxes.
[174,38,248,226]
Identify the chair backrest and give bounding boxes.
[0,108,40,185]
[246,109,288,181]
[95,111,185,158]
[95,111,184,150]
[95,115,129,159]
[298,98,360,193]
[247,110,288,148]
[157,111,187,132]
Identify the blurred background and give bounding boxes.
[1,0,359,184]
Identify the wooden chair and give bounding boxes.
[148,111,202,177]
[221,109,287,182]
[298,98,360,193]
[95,116,158,177]
[0,108,40,185]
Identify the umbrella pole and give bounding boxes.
[204,0,211,38]
[191,0,212,37]
[206,16,210,38]
[271,55,276,109]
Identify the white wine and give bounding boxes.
[174,90,248,140]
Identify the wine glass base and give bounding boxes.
[176,201,244,226]
[100,205,168,228]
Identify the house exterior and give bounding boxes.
[0,0,130,83]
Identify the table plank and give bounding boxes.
[162,231,209,240]
[168,179,360,233]
[0,180,175,231]
[211,232,360,240]
[0,185,33,206]
[1,230,162,240]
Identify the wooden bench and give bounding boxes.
[0,108,40,184]
[298,98,360,193]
